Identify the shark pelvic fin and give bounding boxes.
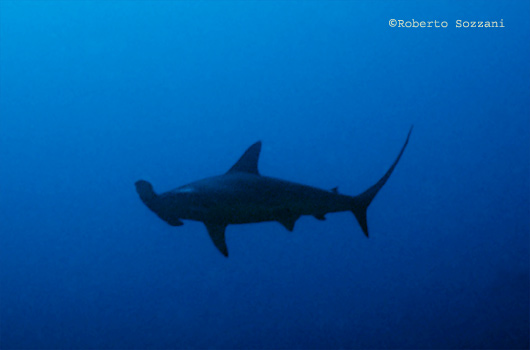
[204,222,229,257]
[275,210,299,232]
[313,214,326,221]
[227,141,262,175]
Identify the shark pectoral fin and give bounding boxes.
[313,214,326,221]
[275,210,299,232]
[204,222,229,257]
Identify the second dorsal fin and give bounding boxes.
[227,141,262,175]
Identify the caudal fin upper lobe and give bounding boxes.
[351,126,413,237]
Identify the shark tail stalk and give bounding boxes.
[351,126,413,237]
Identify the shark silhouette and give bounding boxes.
[135,127,412,257]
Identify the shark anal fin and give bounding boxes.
[313,214,326,221]
[204,222,229,257]
[275,210,299,232]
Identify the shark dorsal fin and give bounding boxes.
[227,141,262,175]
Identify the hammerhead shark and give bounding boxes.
[135,127,412,257]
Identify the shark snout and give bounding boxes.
[135,180,156,203]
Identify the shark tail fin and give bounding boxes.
[351,126,413,237]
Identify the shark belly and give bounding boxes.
[182,174,353,225]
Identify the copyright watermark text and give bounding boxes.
[389,19,505,28]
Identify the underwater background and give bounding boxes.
[1,1,529,349]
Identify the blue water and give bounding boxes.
[1,1,529,349]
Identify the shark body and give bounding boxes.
[135,127,412,257]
